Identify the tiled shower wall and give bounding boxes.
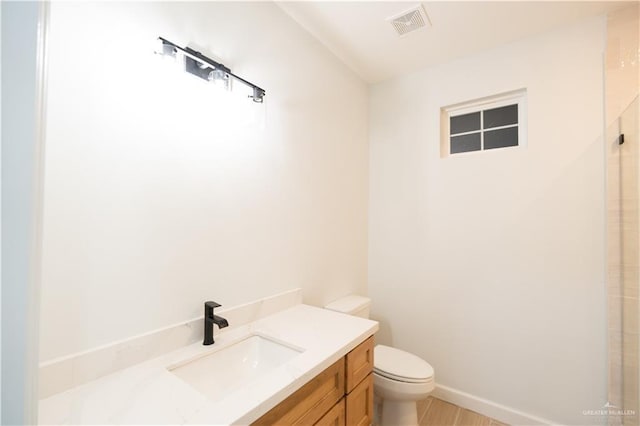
[621,99,639,425]
[606,4,639,425]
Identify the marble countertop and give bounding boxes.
[38,304,379,425]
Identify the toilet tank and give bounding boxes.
[324,295,371,319]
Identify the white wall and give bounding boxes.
[40,1,368,362]
[369,17,606,425]
[2,1,45,423]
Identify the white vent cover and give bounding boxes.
[387,5,431,37]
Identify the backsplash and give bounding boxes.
[39,289,302,399]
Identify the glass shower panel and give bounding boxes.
[618,96,639,426]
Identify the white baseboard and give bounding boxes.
[433,384,559,426]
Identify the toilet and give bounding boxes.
[325,295,434,426]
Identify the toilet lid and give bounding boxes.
[374,345,434,383]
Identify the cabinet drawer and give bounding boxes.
[315,398,345,426]
[346,373,373,426]
[345,336,374,393]
[252,358,345,426]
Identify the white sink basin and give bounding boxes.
[168,335,302,402]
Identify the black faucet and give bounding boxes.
[203,301,229,345]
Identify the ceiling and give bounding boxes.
[276,1,630,83]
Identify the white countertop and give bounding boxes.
[38,304,379,425]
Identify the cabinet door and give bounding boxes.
[345,336,374,393]
[315,399,345,426]
[252,359,345,426]
[346,373,373,426]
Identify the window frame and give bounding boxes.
[440,89,527,157]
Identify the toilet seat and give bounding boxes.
[375,369,435,384]
[374,345,434,384]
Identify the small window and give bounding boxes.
[441,89,527,157]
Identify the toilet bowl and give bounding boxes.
[324,295,435,426]
[373,344,434,425]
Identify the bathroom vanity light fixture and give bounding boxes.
[156,37,266,103]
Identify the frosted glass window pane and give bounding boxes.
[484,127,518,150]
[450,112,481,134]
[451,133,481,154]
[483,104,518,129]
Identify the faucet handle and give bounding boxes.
[205,301,222,309]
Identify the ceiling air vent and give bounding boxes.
[387,5,431,37]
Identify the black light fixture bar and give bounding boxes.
[158,37,266,103]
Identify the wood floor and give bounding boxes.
[416,397,507,426]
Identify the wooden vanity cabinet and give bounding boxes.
[345,373,374,426]
[252,335,374,426]
[316,399,345,426]
[345,336,374,393]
